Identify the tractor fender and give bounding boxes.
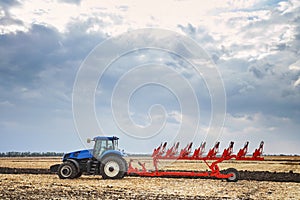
[66,159,80,171]
[99,150,123,161]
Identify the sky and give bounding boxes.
[0,0,300,155]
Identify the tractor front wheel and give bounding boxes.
[100,155,127,179]
[57,161,78,179]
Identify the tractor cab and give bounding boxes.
[91,136,119,157]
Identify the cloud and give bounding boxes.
[0,0,25,34]
[289,59,300,71]
[0,0,299,154]
[205,0,300,115]
[0,100,14,107]
[168,110,182,124]
[59,0,82,5]
[294,76,300,87]
[0,20,105,151]
[221,112,300,154]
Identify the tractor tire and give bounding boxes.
[100,155,127,179]
[57,161,78,179]
[73,171,82,178]
[225,168,239,182]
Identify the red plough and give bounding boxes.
[128,141,264,182]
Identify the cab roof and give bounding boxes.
[93,136,119,141]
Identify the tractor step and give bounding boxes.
[87,160,100,175]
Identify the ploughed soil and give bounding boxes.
[1,157,300,199]
[1,157,299,199]
[0,167,299,182]
[1,174,299,200]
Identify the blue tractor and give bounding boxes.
[50,136,127,179]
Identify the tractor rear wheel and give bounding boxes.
[225,168,239,182]
[57,161,78,179]
[100,155,127,179]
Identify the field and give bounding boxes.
[0,156,299,199]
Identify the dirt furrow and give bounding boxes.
[0,167,299,182]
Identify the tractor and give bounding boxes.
[50,136,127,179]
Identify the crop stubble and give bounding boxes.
[0,156,299,199]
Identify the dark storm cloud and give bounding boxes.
[0,20,107,151]
[0,21,106,88]
[0,25,62,88]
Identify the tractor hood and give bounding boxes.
[62,149,93,161]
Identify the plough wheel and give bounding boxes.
[225,168,239,182]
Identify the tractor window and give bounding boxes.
[107,140,113,150]
[99,140,107,155]
[94,139,115,157]
[114,140,118,150]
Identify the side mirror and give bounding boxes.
[87,138,91,143]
